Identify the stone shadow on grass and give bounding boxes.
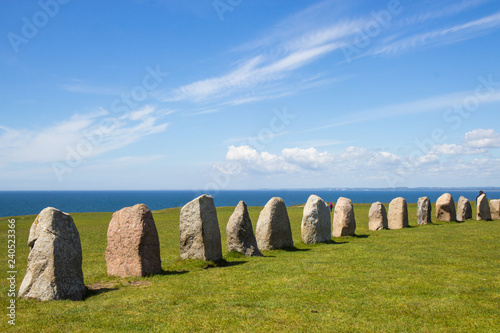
[159,269,189,276]
[85,284,119,299]
[282,246,311,252]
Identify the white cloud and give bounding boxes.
[463,129,500,148]
[0,106,168,165]
[282,147,333,170]
[430,143,486,155]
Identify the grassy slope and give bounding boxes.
[1,203,499,332]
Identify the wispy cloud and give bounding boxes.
[0,105,168,165]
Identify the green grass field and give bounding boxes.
[1,202,499,332]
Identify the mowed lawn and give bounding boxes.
[1,202,499,332]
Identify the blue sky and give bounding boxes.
[1,0,500,190]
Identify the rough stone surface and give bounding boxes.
[255,197,294,251]
[332,197,356,237]
[388,197,409,230]
[490,199,500,220]
[301,195,331,244]
[476,194,491,221]
[226,201,262,257]
[180,195,222,261]
[368,202,388,231]
[436,193,457,222]
[417,197,432,225]
[457,196,472,222]
[18,207,86,301]
[105,204,162,277]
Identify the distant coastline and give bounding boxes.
[1,188,499,218]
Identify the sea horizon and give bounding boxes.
[1,188,499,218]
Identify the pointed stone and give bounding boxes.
[226,201,262,257]
[255,197,294,251]
[332,197,356,237]
[180,195,222,261]
[18,207,86,301]
[457,196,472,222]
[368,202,388,231]
[301,195,331,244]
[105,204,162,277]
[388,197,409,229]
[477,194,492,221]
[417,197,432,225]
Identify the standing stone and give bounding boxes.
[456,196,472,222]
[255,197,294,251]
[368,202,387,231]
[18,207,86,301]
[388,197,409,229]
[226,201,262,257]
[332,197,356,237]
[490,199,500,220]
[417,197,432,225]
[301,195,331,244]
[180,195,222,262]
[436,193,457,222]
[477,194,492,220]
[105,204,162,277]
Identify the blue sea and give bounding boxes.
[1,189,499,218]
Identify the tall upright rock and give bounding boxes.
[436,193,456,222]
[332,197,356,237]
[180,195,222,262]
[476,193,491,221]
[255,197,294,251]
[457,196,472,222]
[388,197,409,229]
[490,199,500,220]
[417,197,432,225]
[18,207,86,301]
[226,201,262,257]
[105,204,162,277]
[301,195,331,244]
[368,202,387,231]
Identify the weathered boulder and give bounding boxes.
[332,197,356,237]
[436,193,456,222]
[417,197,432,225]
[489,199,500,220]
[18,207,86,301]
[388,197,409,229]
[476,193,491,221]
[180,195,222,261]
[105,204,162,277]
[456,196,472,222]
[226,201,262,257]
[368,202,387,231]
[255,197,294,251]
[301,195,331,244]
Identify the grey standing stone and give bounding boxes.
[436,193,456,222]
[180,194,222,261]
[18,207,86,301]
[105,204,162,277]
[301,195,331,244]
[226,201,262,257]
[368,202,388,231]
[332,197,356,237]
[388,197,409,229]
[417,197,432,225]
[490,199,500,220]
[457,196,472,222]
[255,197,294,251]
[477,194,492,220]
